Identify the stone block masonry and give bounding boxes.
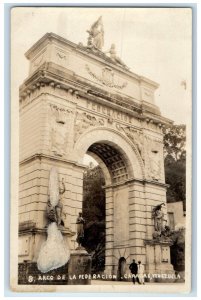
[18,32,173,279]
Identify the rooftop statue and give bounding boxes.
[106,44,128,69]
[87,16,104,51]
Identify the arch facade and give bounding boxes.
[18,32,174,280]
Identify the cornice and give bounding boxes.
[104,177,169,189]
[19,153,87,171]
[25,32,159,88]
[19,64,172,126]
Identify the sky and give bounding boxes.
[11,7,192,125]
[11,7,192,166]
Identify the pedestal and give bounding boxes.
[68,248,92,285]
[144,239,175,283]
[18,221,75,263]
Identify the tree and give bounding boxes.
[163,125,186,206]
[82,166,106,272]
[163,125,186,277]
[163,124,186,161]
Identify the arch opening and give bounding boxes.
[82,152,106,274]
[88,142,128,184]
[74,127,144,181]
[82,140,131,275]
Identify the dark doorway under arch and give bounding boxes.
[117,257,127,281]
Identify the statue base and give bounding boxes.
[144,239,176,283]
[67,248,92,285]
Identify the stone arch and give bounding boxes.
[74,127,145,181]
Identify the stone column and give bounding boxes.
[112,184,130,277]
[128,180,146,264]
[104,187,114,276]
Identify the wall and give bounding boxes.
[167,201,185,229]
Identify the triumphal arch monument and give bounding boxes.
[18,18,174,280]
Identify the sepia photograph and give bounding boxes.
[10,6,192,294]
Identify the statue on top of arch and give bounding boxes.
[106,44,129,69]
[86,17,129,70]
[87,16,104,51]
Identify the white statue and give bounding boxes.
[87,16,104,50]
[47,168,66,226]
[152,203,167,235]
[37,167,70,273]
[37,222,70,273]
[106,44,128,68]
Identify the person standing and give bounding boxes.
[129,259,138,284]
[137,261,145,284]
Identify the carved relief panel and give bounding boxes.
[161,246,170,263]
[52,46,70,68]
[121,126,144,161]
[144,136,164,182]
[48,104,74,157]
[30,48,47,74]
[141,86,154,104]
[74,111,105,142]
[74,107,145,166]
[85,64,127,89]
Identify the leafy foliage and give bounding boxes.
[82,166,106,272]
[163,125,186,205]
[163,124,186,161]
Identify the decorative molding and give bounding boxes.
[74,111,105,142]
[53,47,69,68]
[19,153,87,170]
[121,126,144,161]
[56,52,67,60]
[144,239,173,246]
[85,64,127,89]
[50,104,73,124]
[74,125,146,180]
[33,54,45,68]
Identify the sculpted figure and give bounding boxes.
[55,178,66,226]
[107,44,127,68]
[46,169,66,227]
[38,170,70,272]
[87,16,104,50]
[152,203,166,235]
[76,212,85,248]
